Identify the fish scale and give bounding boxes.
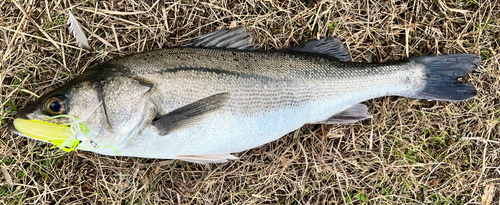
[109,47,421,115]
[11,28,480,164]
[98,48,424,158]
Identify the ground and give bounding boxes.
[0,0,499,204]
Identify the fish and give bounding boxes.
[9,27,480,164]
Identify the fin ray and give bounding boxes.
[408,54,480,101]
[286,37,351,62]
[321,103,371,124]
[152,93,230,136]
[177,154,238,164]
[184,27,258,50]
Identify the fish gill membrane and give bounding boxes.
[9,28,481,164]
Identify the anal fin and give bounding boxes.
[177,154,238,164]
[321,103,371,124]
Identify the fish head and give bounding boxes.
[11,67,156,152]
[16,83,100,124]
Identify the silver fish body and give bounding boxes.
[12,28,479,163]
[98,48,422,156]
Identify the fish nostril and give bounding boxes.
[15,111,28,119]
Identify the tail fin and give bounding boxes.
[409,54,480,101]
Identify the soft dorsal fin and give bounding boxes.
[152,93,230,136]
[286,37,351,62]
[320,103,371,124]
[184,27,258,50]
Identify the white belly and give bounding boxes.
[90,100,348,158]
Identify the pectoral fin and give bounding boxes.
[152,93,230,136]
[177,154,238,164]
[321,103,372,124]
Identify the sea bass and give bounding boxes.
[10,28,480,163]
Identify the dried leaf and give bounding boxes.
[481,183,495,205]
[1,167,13,186]
[67,10,91,50]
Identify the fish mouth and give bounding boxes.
[9,112,29,133]
[7,120,19,133]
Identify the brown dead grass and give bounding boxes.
[1,0,499,204]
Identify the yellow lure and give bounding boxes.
[13,118,80,152]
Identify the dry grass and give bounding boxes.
[1,0,499,204]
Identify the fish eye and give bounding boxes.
[44,96,68,115]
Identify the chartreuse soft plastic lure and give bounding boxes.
[12,102,120,154]
[13,118,80,152]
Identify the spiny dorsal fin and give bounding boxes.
[320,103,371,124]
[184,27,258,50]
[152,93,230,136]
[286,37,351,62]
